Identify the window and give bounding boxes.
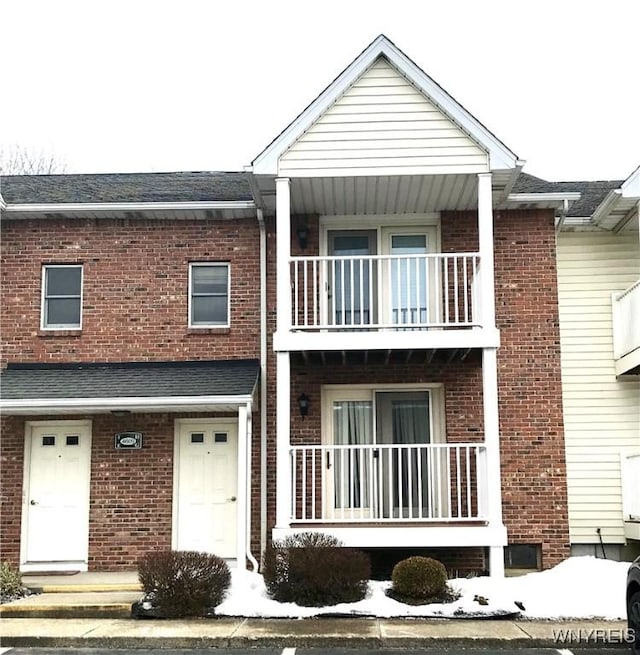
[189,263,230,327]
[42,265,82,329]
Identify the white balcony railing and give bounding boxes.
[290,443,486,523]
[612,279,640,359]
[291,253,481,331]
[622,453,640,522]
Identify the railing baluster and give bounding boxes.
[456,446,462,519]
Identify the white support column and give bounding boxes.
[275,351,291,530]
[483,346,505,577]
[276,177,292,334]
[477,172,496,329]
[236,404,248,569]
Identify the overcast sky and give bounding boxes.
[2,0,639,181]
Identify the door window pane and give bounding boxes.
[333,400,373,508]
[330,233,375,326]
[390,234,428,325]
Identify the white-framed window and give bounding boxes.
[41,264,83,329]
[188,263,230,327]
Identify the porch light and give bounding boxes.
[297,393,310,418]
[111,410,131,417]
[296,224,309,250]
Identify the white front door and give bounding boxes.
[174,420,238,558]
[23,421,92,569]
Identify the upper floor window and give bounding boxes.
[41,265,83,329]
[189,263,230,327]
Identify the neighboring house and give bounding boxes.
[0,35,637,576]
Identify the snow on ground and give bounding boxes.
[217,556,629,620]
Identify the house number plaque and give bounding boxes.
[115,432,143,449]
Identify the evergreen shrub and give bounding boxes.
[263,532,370,606]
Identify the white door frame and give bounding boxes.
[20,419,92,572]
[172,409,249,567]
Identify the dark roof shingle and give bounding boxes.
[0,171,252,204]
[0,359,259,400]
[512,173,623,217]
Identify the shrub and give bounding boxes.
[263,532,370,607]
[137,550,231,618]
[390,556,448,601]
[0,562,24,601]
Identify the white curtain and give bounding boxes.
[392,398,430,517]
[333,401,372,508]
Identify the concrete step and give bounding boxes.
[0,591,141,619]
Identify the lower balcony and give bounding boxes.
[613,279,640,375]
[273,442,506,549]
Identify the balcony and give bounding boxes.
[290,442,487,524]
[612,279,640,375]
[275,252,499,352]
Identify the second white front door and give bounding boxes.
[174,420,238,558]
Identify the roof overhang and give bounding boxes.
[1,200,257,221]
[592,166,640,231]
[0,394,254,415]
[250,35,521,176]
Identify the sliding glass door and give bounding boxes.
[326,388,439,519]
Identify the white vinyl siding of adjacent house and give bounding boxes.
[279,57,489,178]
[557,232,640,544]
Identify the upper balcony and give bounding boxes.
[272,174,500,353]
[281,251,496,353]
[612,279,640,375]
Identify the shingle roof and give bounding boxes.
[0,359,259,400]
[512,173,623,217]
[0,171,253,204]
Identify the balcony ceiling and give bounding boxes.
[255,171,515,217]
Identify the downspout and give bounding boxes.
[555,198,569,234]
[257,207,268,567]
[245,402,258,571]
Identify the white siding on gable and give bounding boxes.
[279,58,489,178]
[557,232,640,544]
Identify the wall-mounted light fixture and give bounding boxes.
[297,393,310,419]
[111,410,132,417]
[296,222,309,250]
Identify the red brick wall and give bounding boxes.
[0,217,260,365]
[443,209,570,567]
[0,216,263,568]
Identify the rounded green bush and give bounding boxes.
[391,556,447,600]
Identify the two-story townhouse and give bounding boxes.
[2,35,595,576]
[0,173,264,571]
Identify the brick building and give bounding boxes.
[1,35,637,576]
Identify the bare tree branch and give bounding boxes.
[0,145,68,175]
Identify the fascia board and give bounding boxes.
[251,35,519,175]
[0,394,254,413]
[507,192,581,206]
[4,200,256,213]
